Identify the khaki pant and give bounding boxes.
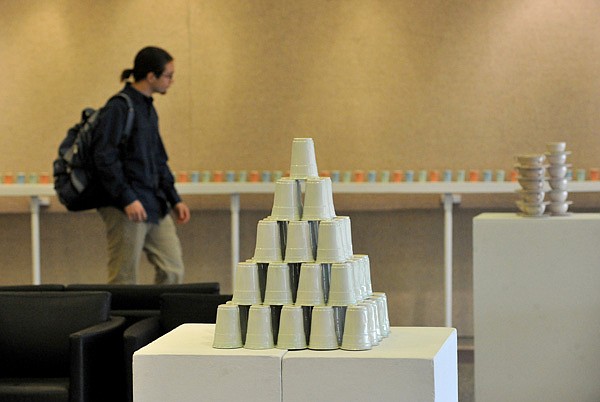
[98,206,184,284]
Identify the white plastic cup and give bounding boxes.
[369,295,388,338]
[295,263,326,306]
[276,305,307,350]
[284,221,315,263]
[316,220,346,263]
[365,256,373,296]
[289,138,319,179]
[212,304,243,349]
[351,255,368,300]
[232,262,262,305]
[355,254,373,296]
[350,258,365,302]
[335,216,353,260]
[253,219,283,263]
[302,177,335,221]
[341,305,372,351]
[371,292,390,337]
[308,306,339,350]
[327,262,357,306]
[263,263,293,305]
[244,305,274,349]
[324,177,336,218]
[270,178,303,221]
[359,299,381,344]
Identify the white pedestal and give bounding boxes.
[473,213,600,402]
[283,327,457,402]
[134,324,457,402]
[133,324,286,402]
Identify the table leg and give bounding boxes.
[230,193,240,288]
[442,193,454,327]
[30,196,41,285]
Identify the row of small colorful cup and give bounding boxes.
[175,170,285,183]
[324,169,507,183]
[337,168,600,183]
[173,168,600,184]
[174,169,503,183]
[1,172,52,184]
[3,168,600,185]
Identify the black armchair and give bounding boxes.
[0,284,65,291]
[0,291,127,402]
[65,282,221,324]
[123,293,232,402]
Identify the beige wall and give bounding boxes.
[2,0,600,172]
[2,0,600,337]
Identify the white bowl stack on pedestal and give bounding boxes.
[545,142,572,216]
[213,138,390,352]
[515,153,549,217]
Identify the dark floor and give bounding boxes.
[458,337,474,402]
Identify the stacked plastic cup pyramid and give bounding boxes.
[213,138,390,351]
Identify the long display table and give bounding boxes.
[473,213,600,401]
[3,181,600,327]
[133,323,457,402]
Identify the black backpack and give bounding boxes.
[53,92,134,211]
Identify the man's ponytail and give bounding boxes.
[120,68,134,82]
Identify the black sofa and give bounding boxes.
[0,291,127,402]
[65,282,221,324]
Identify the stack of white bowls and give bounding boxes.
[545,142,572,216]
[515,154,548,217]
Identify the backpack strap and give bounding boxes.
[115,92,134,143]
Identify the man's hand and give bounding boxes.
[173,202,191,224]
[124,200,147,222]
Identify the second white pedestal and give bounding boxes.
[282,327,457,402]
[473,213,600,402]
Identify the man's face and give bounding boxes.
[151,61,174,95]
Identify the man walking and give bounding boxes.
[93,46,190,284]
